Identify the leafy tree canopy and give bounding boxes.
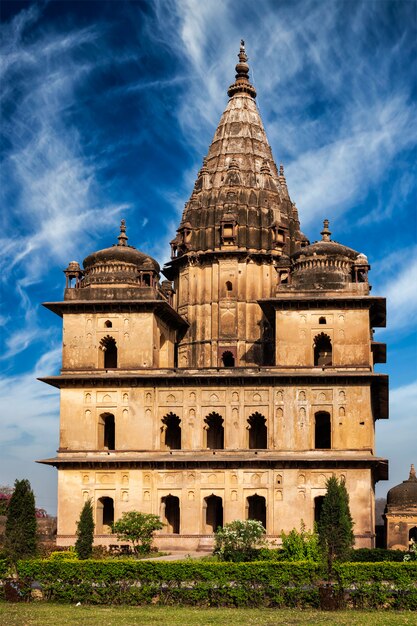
[112,511,163,556]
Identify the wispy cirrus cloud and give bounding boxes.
[0,346,60,510]
[376,378,417,495]
[149,0,417,229]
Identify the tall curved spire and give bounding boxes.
[166,41,307,264]
[227,40,257,99]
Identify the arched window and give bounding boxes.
[99,412,115,450]
[204,495,223,532]
[100,336,118,368]
[226,281,233,292]
[105,320,112,328]
[314,333,332,366]
[314,495,325,524]
[96,496,114,533]
[204,413,224,449]
[222,351,235,367]
[162,413,181,450]
[319,316,326,325]
[247,494,266,529]
[248,412,267,449]
[315,411,331,449]
[161,495,180,534]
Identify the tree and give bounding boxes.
[318,476,354,576]
[112,511,163,556]
[5,479,37,561]
[75,499,95,559]
[214,519,266,562]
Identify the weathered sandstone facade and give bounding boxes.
[40,43,388,550]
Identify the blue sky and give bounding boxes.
[0,0,416,515]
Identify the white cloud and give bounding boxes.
[0,346,61,512]
[376,379,417,497]
[372,247,417,333]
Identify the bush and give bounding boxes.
[214,519,266,562]
[280,522,320,562]
[349,548,406,562]
[112,512,163,556]
[7,559,417,608]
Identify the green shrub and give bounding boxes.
[112,511,163,556]
[48,549,78,561]
[6,559,416,608]
[349,548,406,562]
[280,522,320,562]
[214,519,266,561]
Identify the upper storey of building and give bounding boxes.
[165,41,308,271]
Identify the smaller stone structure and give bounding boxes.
[384,464,417,550]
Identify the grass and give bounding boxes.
[1,604,417,626]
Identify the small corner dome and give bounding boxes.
[82,220,160,286]
[292,220,359,262]
[354,253,369,265]
[387,465,417,508]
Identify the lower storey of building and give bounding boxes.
[56,466,377,549]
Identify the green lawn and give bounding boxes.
[1,604,416,626]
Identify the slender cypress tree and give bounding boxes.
[75,499,95,559]
[318,476,354,576]
[5,479,37,561]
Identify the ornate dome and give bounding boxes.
[82,220,160,287]
[387,465,417,509]
[290,220,368,290]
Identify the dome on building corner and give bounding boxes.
[289,220,370,290]
[387,465,417,509]
[81,220,160,287]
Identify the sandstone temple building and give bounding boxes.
[40,43,388,550]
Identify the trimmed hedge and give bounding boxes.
[5,560,417,608]
[349,548,406,562]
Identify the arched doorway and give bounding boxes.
[161,495,180,534]
[162,413,181,450]
[99,413,115,450]
[314,495,325,525]
[96,496,114,533]
[409,526,417,544]
[222,351,235,367]
[314,333,332,366]
[247,494,266,529]
[204,495,223,533]
[315,411,331,449]
[248,412,267,449]
[205,413,224,449]
[100,336,118,368]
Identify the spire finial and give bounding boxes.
[410,464,416,480]
[227,41,257,99]
[117,219,128,246]
[279,163,284,176]
[321,219,331,242]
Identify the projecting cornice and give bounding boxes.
[43,299,189,332]
[37,451,388,481]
